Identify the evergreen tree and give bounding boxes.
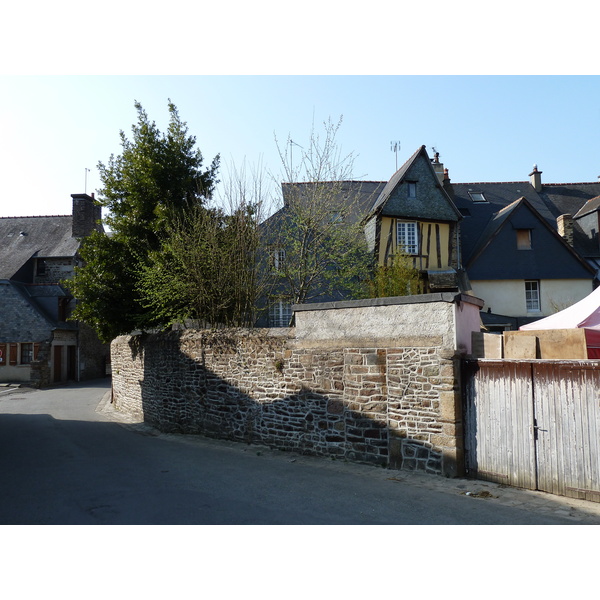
[68,101,220,342]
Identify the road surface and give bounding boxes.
[1,379,599,525]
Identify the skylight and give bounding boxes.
[468,191,487,203]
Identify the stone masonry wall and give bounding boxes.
[111,295,482,476]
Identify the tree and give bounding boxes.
[361,252,421,299]
[68,101,220,342]
[265,117,374,310]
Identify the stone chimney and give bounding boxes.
[71,193,102,238]
[442,167,454,199]
[557,214,574,246]
[529,164,542,192]
[431,152,445,184]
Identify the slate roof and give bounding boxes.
[367,145,461,222]
[464,197,595,280]
[451,180,600,265]
[0,215,78,279]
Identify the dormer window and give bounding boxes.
[407,182,417,199]
[517,229,532,250]
[468,191,487,203]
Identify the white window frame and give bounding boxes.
[525,280,541,312]
[396,221,419,255]
[272,248,285,270]
[269,300,292,327]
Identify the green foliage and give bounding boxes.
[362,253,421,298]
[138,202,263,328]
[269,117,373,305]
[68,231,140,342]
[68,101,220,341]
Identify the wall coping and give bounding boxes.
[292,292,484,313]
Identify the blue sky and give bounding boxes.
[1,75,599,219]
[1,4,599,219]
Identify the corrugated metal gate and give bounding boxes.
[462,360,600,502]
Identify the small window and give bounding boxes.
[36,259,47,276]
[468,191,487,203]
[407,182,417,199]
[525,280,540,312]
[459,207,471,217]
[20,343,34,365]
[397,222,419,255]
[271,249,285,270]
[517,229,532,250]
[269,300,292,327]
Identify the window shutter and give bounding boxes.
[9,343,18,366]
[34,343,40,360]
[0,343,6,367]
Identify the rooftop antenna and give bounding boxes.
[289,140,303,181]
[390,141,401,171]
[84,168,90,194]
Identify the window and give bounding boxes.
[269,300,292,327]
[36,259,46,276]
[397,221,419,255]
[20,343,34,365]
[517,229,532,250]
[468,191,487,203]
[272,249,285,270]
[407,182,417,199]
[525,281,540,312]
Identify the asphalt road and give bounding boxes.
[1,379,599,525]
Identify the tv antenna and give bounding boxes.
[390,141,401,171]
[289,139,303,180]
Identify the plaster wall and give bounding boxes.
[471,279,593,318]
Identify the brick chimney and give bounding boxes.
[71,193,102,238]
[557,214,574,246]
[529,164,542,192]
[442,167,454,199]
[431,152,445,184]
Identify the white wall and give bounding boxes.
[471,279,594,317]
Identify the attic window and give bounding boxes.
[517,229,532,250]
[407,182,417,199]
[468,191,487,203]
[459,208,471,217]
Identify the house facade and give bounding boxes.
[261,147,600,330]
[450,166,600,330]
[362,146,464,292]
[0,193,108,385]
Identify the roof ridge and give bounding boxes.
[455,181,528,185]
[0,214,71,219]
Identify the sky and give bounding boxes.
[1,3,599,221]
[1,74,599,220]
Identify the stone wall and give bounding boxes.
[111,294,483,476]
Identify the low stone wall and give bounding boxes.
[111,294,483,476]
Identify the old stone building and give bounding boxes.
[0,193,108,386]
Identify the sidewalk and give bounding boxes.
[97,392,600,525]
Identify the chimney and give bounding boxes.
[529,164,542,192]
[557,214,574,246]
[71,193,102,238]
[443,168,454,199]
[431,152,445,184]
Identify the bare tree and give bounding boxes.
[264,117,375,314]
